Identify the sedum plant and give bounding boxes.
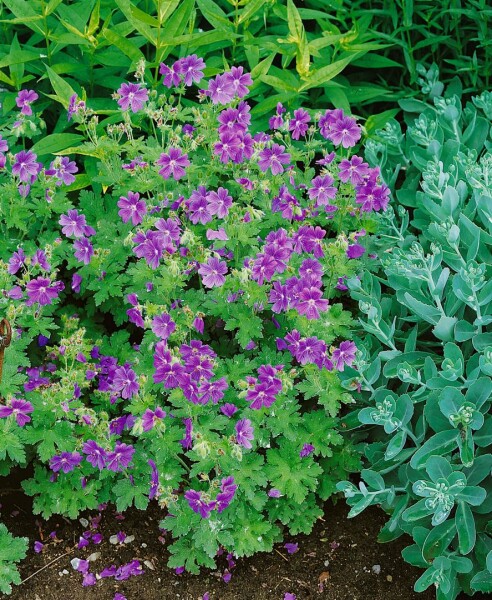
[337,68,492,598]
[0,55,389,586]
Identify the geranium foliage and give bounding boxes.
[0,56,389,587]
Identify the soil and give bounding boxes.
[0,490,444,600]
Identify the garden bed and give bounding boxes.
[2,489,437,600]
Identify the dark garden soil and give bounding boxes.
[1,488,456,600]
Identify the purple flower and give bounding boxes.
[82,440,107,470]
[59,209,89,238]
[73,237,94,265]
[142,407,166,432]
[356,179,390,212]
[258,144,290,175]
[31,249,50,271]
[268,488,282,498]
[26,277,63,306]
[235,418,254,449]
[12,150,40,182]
[132,230,165,269]
[117,82,148,112]
[180,417,193,450]
[72,273,82,293]
[332,340,357,371]
[50,451,83,473]
[0,135,8,153]
[156,148,190,180]
[308,175,337,206]
[220,403,238,418]
[284,542,299,554]
[289,108,310,139]
[338,155,370,185]
[223,66,252,98]
[284,594,296,600]
[216,476,237,513]
[193,316,204,334]
[188,186,212,224]
[34,541,44,553]
[114,594,127,600]
[180,54,206,86]
[246,382,278,410]
[112,364,139,399]
[160,60,183,87]
[118,191,147,225]
[106,442,135,472]
[208,187,232,218]
[45,157,78,186]
[300,443,315,458]
[185,490,215,519]
[0,398,34,427]
[296,287,329,320]
[148,459,159,500]
[198,256,228,288]
[346,243,365,259]
[207,74,235,104]
[16,89,38,115]
[320,110,361,148]
[213,131,242,163]
[151,313,176,340]
[8,248,26,274]
[206,227,229,241]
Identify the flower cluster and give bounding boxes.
[185,476,238,518]
[0,56,378,576]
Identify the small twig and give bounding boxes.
[0,487,23,496]
[274,548,289,562]
[19,546,76,586]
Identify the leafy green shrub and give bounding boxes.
[0,525,27,596]
[347,0,492,93]
[0,55,391,589]
[0,0,399,126]
[337,69,492,598]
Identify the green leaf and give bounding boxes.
[456,501,475,555]
[0,524,27,595]
[422,520,456,562]
[31,133,84,156]
[102,29,145,63]
[45,65,76,107]
[410,430,459,470]
[401,292,441,325]
[298,55,356,92]
[265,441,322,504]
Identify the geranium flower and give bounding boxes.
[258,144,291,175]
[106,442,135,472]
[12,150,40,182]
[50,451,83,473]
[26,277,63,306]
[118,191,147,225]
[235,419,254,449]
[117,82,148,112]
[289,108,310,139]
[0,398,34,426]
[16,89,38,115]
[332,340,357,371]
[156,148,190,180]
[180,54,206,86]
[198,256,228,288]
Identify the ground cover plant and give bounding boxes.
[0,50,393,593]
[337,68,492,598]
